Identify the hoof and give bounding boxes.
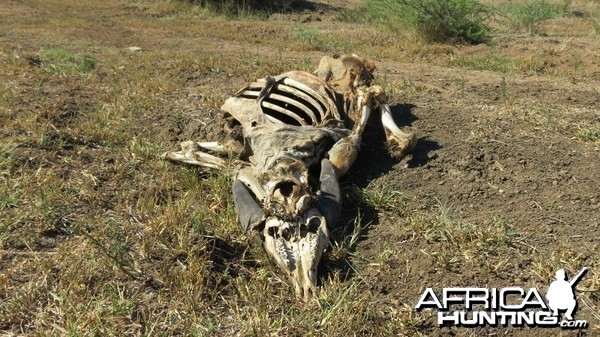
[387,133,417,159]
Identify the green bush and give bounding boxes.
[500,0,570,34]
[364,0,492,44]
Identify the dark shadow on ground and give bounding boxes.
[288,0,340,12]
[390,103,441,168]
[239,0,341,15]
[390,103,418,127]
[408,137,441,167]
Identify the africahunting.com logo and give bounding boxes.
[415,267,589,329]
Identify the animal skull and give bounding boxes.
[162,54,416,300]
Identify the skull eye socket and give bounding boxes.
[276,181,296,198]
[307,217,321,233]
[300,217,322,238]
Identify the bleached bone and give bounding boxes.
[267,93,318,124]
[282,77,337,113]
[162,54,417,300]
[354,96,371,136]
[161,141,226,169]
[196,141,225,153]
[261,101,307,126]
[235,167,267,203]
[380,103,417,158]
[265,114,285,125]
[273,83,328,122]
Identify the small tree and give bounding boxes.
[366,0,492,44]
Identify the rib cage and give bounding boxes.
[234,73,340,127]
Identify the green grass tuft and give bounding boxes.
[577,127,600,141]
[39,48,98,75]
[449,54,512,72]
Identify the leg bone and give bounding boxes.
[162,140,226,169]
[328,134,360,177]
[327,97,369,176]
[380,104,417,159]
[195,141,226,153]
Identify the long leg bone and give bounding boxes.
[353,95,371,136]
[162,141,226,169]
[328,133,360,177]
[380,103,417,159]
[195,141,226,153]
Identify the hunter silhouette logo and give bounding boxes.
[546,267,588,321]
[415,267,589,329]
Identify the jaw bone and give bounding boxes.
[263,210,329,301]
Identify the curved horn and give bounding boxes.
[232,179,265,232]
[317,159,342,229]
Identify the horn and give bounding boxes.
[317,159,342,229]
[232,179,265,232]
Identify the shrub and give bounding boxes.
[500,0,571,34]
[364,0,492,44]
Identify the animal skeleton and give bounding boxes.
[163,54,416,300]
